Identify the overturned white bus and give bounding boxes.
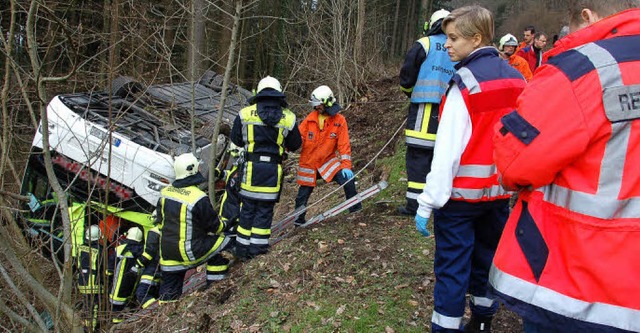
[19,72,251,261]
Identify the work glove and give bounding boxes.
[341,168,354,180]
[415,214,430,237]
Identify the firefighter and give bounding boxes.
[109,226,144,323]
[398,9,456,216]
[229,76,302,260]
[157,153,231,302]
[498,34,533,81]
[217,145,243,246]
[77,225,106,330]
[134,222,161,309]
[294,85,360,226]
[414,6,526,332]
[490,2,640,332]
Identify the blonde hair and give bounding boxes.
[442,5,494,46]
[568,0,639,25]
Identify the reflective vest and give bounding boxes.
[158,185,226,271]
[405,35,456,148]
[218,165,240,225]
[77,243,104,294]
[297,110,352,187]
[492,11,640,332]
[237,105,297,200]
[444,47,525,202]
[109,240,143,305]
[410,35,456,104]
[137,226,161,285]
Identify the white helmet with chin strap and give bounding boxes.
[256,76,282,93]
[499,33,519,51]
[309,85,336,107]
[173,153,200,180]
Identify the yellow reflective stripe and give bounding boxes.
[277,127,284,155]
[159,198,166,230]
[78,285,104,293]
[206,264,228,272]
[237,226,251,236]
[401,86,413,93]
[69,203,86,257]
[251,227,271,236]
[247,123,255,152]
[160,186,206,205]
[142,253,152,261]
[408,181,425,190]
[417,36,431,55]
[161,236,226,269]
[242,163,282,193]
[179,204,188,262]
[405,129,436,141]
[420,104,431,130]
[26,218,50,225]
[142,299,157,309]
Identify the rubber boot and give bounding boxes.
[463,315,493,333]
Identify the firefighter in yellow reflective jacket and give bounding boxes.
[217,149,242,251]
[109,227,144,322]
[157,153,231,302]
[230,76,302,260]
[134,224,161,309]
[398,9,456,216]
[77,225,105,329]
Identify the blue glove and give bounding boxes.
[341,169,354,180]
[415,215,430,237]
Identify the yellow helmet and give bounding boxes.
[256,76,282,93]
[173,153,199,180]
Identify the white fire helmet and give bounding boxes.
[126,227,143,242]
[309,85,335,107]
[174,153,200,180]
[85,225,101,242]
[256,76,282,93]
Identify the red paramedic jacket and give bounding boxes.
[491,9,640,333]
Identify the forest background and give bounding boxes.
[1,0,570,331]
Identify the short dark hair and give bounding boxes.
[534,32,547,40]
[525,25,536,34]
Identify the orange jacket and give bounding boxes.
[507,54,533,81]
[491,9,640,331]
[297,110,352,187]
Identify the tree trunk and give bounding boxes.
[354,0,365,72]
[187,0,206,81]
[390,0,401,57]
[208,0,243,204]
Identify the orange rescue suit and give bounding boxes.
[507,54,533,81]
[297,110,352,187]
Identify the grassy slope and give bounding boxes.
[125,77,522,333]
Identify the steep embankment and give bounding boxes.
[119,76,523,332]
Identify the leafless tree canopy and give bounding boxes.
[0,0,570,331]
